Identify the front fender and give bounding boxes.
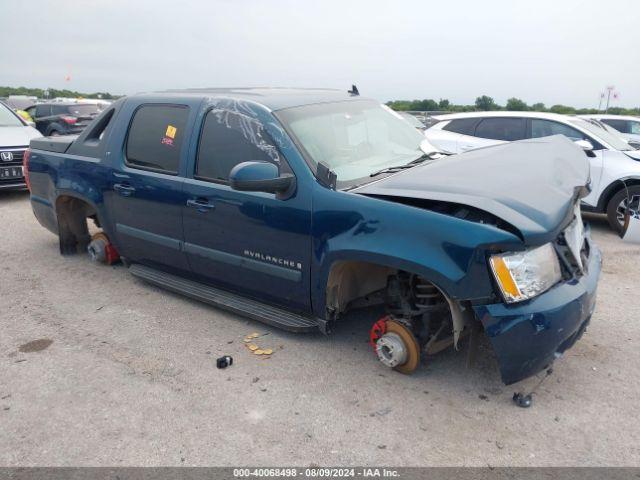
[310,186,522,319]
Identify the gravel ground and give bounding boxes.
[1,190,639,467]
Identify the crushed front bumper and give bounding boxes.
[473,239,602,385]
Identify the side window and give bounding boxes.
[475,118,526,141]
[51,105,68,115]
[125,105,189,174]
[442,118,480,136]
[26,106,36,118]
[630,121,640,135]
[35,105,51,117]
[195,109,281,183]
[530,119,585,141]
[601,119,629,133]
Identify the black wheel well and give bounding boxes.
[55,195,97,255]
[599,179,640,211]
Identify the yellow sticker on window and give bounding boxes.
[165,125,177,139]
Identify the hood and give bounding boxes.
[0,125,42,148]
[624,149,640,161]
[354,135,590,244]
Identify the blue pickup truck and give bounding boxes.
[25,88,601,385]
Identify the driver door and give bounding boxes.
[181,108,312,313]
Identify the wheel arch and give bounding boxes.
[315,251,462,320]
[54,192,102,255]
[45,122,64,136]
[597,177,640,212]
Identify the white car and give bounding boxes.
[579,114,640,149]
[425,111,640,231]
[0,101,42,190]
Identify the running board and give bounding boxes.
[128,264,321,333]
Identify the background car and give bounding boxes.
[0,101,42,190]
[397,111,426,131]
[25,102,101,136]
[424,111,640,231]
[582,117,638,149]
[580,114,640,149]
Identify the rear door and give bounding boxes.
[104,103,192,273]
[181,107,312,313]
[33,104,52,133]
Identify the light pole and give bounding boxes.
[605,85,615,113]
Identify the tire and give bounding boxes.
[606,185,640,233]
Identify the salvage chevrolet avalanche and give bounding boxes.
[25,88,601,385]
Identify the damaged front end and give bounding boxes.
[352,136,601,384]
[476,220,601,384]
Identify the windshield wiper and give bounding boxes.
[369,154,434,177]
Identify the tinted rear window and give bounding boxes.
[601,119,629,133]
[66,104,100,117]
[442,118,480,136]
[475,117,525,141]
[126,105,189,174]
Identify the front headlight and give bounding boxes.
[489,243,562,303]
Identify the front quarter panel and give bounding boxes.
[310,186,522,318]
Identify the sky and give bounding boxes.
[2,0,639,108]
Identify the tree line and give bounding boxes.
[0,86,119,100]
[387,95,640,116]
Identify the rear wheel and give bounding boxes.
[606,186,640,233]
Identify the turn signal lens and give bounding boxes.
[489,256,521,299]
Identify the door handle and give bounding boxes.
[114,183,136,197]
[186,198,215,212]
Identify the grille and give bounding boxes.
[556,227,589,277]
[0,148,26,166]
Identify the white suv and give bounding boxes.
[425,111,640,231]
[579,114,640,149]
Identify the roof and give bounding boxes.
[37,101,100,106]
[580,114,640,121]
[432,111,575,122]
[141,87,363,111]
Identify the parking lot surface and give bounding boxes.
[1,190,639,466]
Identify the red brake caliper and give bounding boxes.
[369,316,390,351]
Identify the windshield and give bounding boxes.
[569,118,633,151]
[276,100,427,187]
[0,103,25,127]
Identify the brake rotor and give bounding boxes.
[379,319,421,374]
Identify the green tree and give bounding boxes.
[438,99,450,110]
[475,95,499,111]
[549,104,576,114]
[531,103,546,111]
[505,97,529,111]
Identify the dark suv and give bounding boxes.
[25,103,100,136]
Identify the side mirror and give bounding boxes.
[229,161,295,198]
[574,139,594,151]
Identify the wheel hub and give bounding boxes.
[376,332,408,368]
[371,318,421,374]
[617,194,640,225]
